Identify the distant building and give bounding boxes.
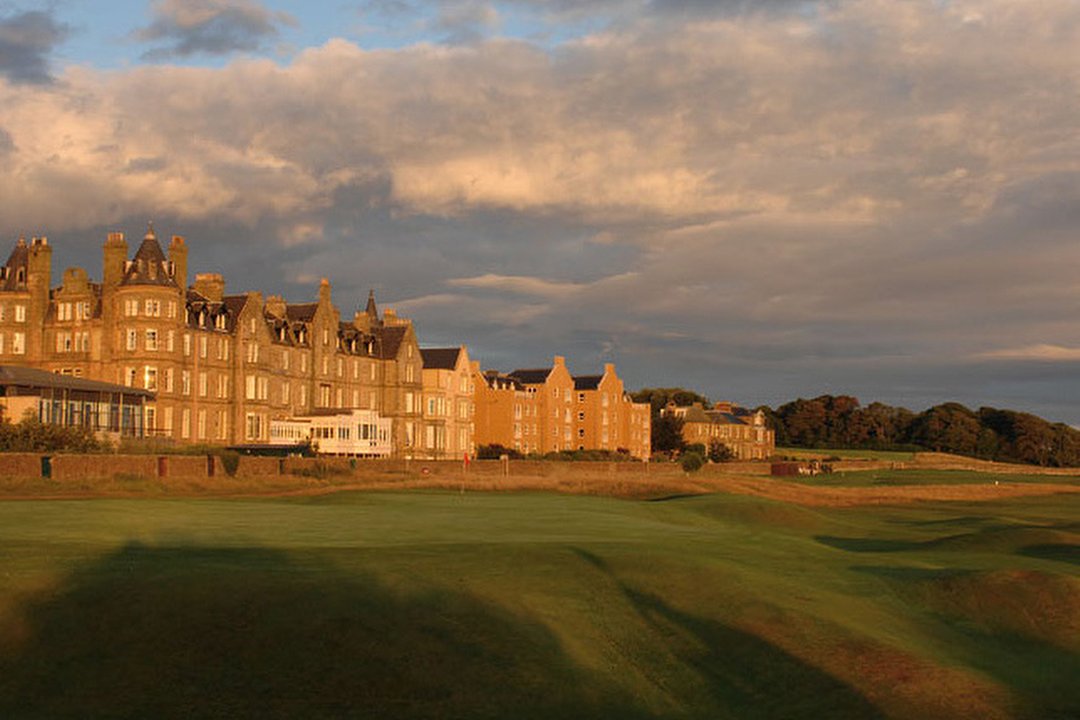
[473,356,650,459]
[662,401,774,460]
[419,346,475,459]
[268,409,392,457]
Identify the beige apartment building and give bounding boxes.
[418,346,475,459]
[662,401,775,460]
[0,229,424,453]
[473,356,651,460]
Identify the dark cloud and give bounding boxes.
[135,0,295,59]
[0,9,68,84]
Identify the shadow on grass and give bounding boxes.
[571,549,884,720]
[0,543,651,720]
[1018,543,1080,566]
[815,535,924,553]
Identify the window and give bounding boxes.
[321,356,329,376]
[223,341,229,361]
[335,387,343,407]
[282,351,290,371]
[578,411,585,421]
[199,336,207,358]
[578,393,586,403]
[258,377,269,401]
[56,332,72,353]
[58,302,72,321]
[144,367,157,391]
[352,360,358,379]
[337,357,343,377]
[145,299,160,317]
[427,397,436,415]
[181,408,191,439]
[245,413,263,441]
[124,299,138,317]
[319,384,331,407]
[126,329,137,351]
[300,353,308,372]
[197,409,206,440]
[215,314,226,330]
[370,363,376,381]
[145,329,158,351]
[299,385,308,407]
[246,375,256,400]
[164,368,174,393]
[198,371,207,397]
[167,301,176,319]
[578,428,585,439]
[282,380,290,404]
[405,364,414,383]
[218,411,228,440]
[183,333,191,356]
[246,343,258,364]
[218,375,229,399]
[0,334,5,354]
[322,328,329,346]
[182,370,191,395]
[12,332,25,354]
[125,366,136,386]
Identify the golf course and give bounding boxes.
[0,480,1077,719]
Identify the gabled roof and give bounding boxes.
[507,368,551,385]
[374,325,408,360]
[121,226,178,288]
[420,347,461,370]
[573,375,603,391]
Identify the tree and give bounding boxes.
[651,415,686,455]
[707,439,735,463]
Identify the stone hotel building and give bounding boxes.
[0,228,426,452]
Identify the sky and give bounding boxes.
[1,0,1078,424]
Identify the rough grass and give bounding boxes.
[777,447,918,461]
[0,491,1077,719]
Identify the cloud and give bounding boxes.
[135,0,296,59]
[0,10,69,84]
[447,274,582,298]
[974,345,1080,363]
[1,0,1079,421]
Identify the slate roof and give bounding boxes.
[374,325,408,360]
[0,365,154,397]
[482,370,522,390]
[507,368,551,385]
[121,227,178,288]
[286,303,318,322]
[420,347,461,370]
[573,375,603,391]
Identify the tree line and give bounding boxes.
[762,395,1080,467]
[632,388,1080,467]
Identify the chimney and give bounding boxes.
[193,272,225,302]
[168,235,188,293]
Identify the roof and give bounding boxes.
[507,368,551,385]
[573,375,603,391]
[286,303,318,322]
[420,347,461,370]
[0,238,29,292]
[121,227,178,288]
[0,365,154,397]
[374,325,408,359]
[482,370,522,390]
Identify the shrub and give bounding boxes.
[707,440,735,463]
[476,444,523,460]
[680,452,705,473]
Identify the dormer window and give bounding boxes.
[215,314,227,330]
[198,310,207,327]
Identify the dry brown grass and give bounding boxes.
[2,464,1078,506]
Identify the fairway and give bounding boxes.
[1,491,1077,719]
